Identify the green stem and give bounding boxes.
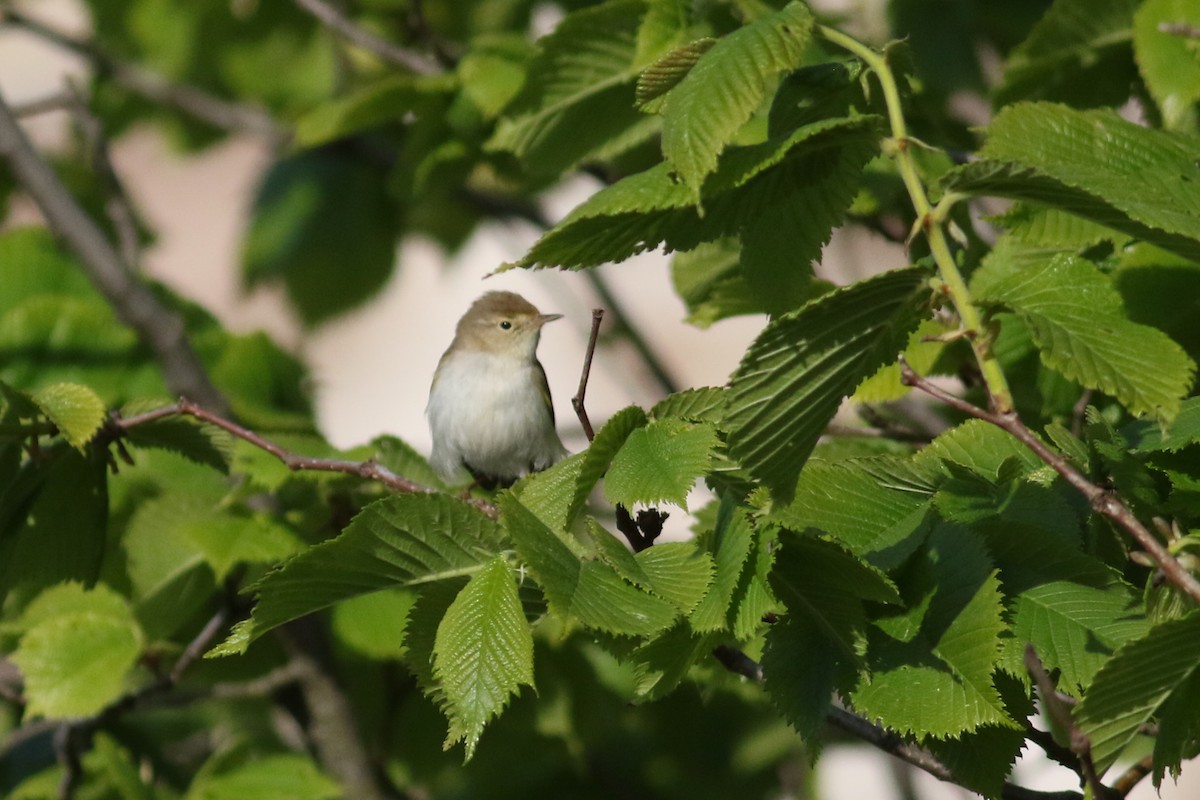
[817,25,1014,412]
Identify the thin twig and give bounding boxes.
[0,89,229,414]
[115,399,499,519]
[572,309,604,442]
[0,6,287,144]
[291,0,441,74]
[898,359,1200,605]
[12,90,73,117]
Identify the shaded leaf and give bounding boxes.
[726,267,929,502]
[210,494,501,655]
[1075,612,1200,774]
[500,495,677,637]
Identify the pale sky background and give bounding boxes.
[1,2,1196,799]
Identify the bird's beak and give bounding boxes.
[537,313,563,327]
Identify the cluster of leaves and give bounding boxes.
[4,0,1200,799]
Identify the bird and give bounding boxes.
[426,290,568,490]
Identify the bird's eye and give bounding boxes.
[499,320,513,330]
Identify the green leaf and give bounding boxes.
[1075,612,1200,774]
[1135,0,1200,130]
[434,556,534,759]
[915,419,1043,480]
[127,491,303,585]
[330,588,415,660]
[0,445,108,607]
[636,38,715,113]
[628,621,722,699]
[974,253,1195,421]
[670,239,764,328]
[634,540,714,614]
[660,1,814,195]
[512,451,586,533]
[689,501,755,632]
[510,115,881,273]
[567,405,647,524]
[185,753,340,800]
[853,524,1017,737]
[769,530,899,662]
[650,386,728,424]
[976,520,1147,692]
[294,73,456,147]
[500,495,677,637]
[210,494,501,655]
[853,318,951,403]
[725,267,929,503]
[762,616,850,751]
[943,103,1200,262]
[769,457,932,569]
[604,418,718,509]
[241,148,400,327]
[994,0,1139,107]
[993,202,1130,250]
[12,583,143,719]
[457,35,531,119]
[1129,397,1200,452]
[486,0,660,175]
[32,382,107,449]
[739,134,876,315]
[92,733,155,800]
[923,725,1028,799]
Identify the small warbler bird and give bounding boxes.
[427,291,568,489]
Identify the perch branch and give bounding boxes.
[0,5,287,143]
[0,88,229,414]
[898,359,1200,605]
[114,399,498,519]
[291,0,441,74]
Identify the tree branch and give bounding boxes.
[0,5,288,144]
[899,359,1200,605]
[291,0,441,74]
[0,88,229,415]
[711,645,1082,800]
[114,399,498,519]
